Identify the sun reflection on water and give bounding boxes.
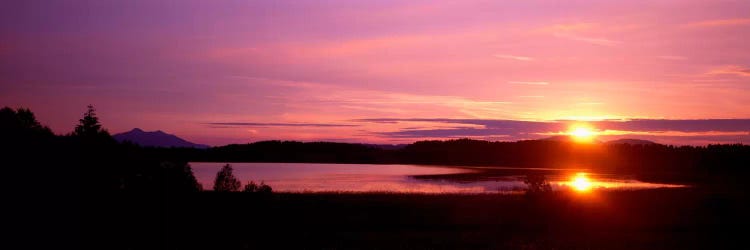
[555,172,687,192]
[570,173,592,191]
[191,163,688,194]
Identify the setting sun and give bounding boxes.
[568,125,597,143]
[570,173,593,191]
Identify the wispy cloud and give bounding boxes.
[354,118,558,139]
[707,65,750,77]
[576,102,604,106]
[508,81,549,85]
[374,127,511,139]
[353,118,750,144]
[543,22,597,32]
[541,22,621,46]
[206,122,359,128]
[657,55,687,60]
[553,33,621,46]
[688,18,750,28]
[494,54,533,61]
[227,75,329,88]
[519,96,545,98]
[595,119,750,133]
[355,118,750,133]
[230,75,517,118]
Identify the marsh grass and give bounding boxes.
[80,187,749,249]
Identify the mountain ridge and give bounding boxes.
[113,128,210,148]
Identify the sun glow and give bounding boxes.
[568,124,597,142]
[570,173,593,191]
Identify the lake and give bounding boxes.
[191,162,686,193]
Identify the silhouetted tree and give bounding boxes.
[242,181,258,192]
[72,105,110,138]
[160,162,203,192]
[213,164,241,192]
[183,163,204,192]
[257,181,273,194]
[0,107,53,140]
[2,106,57,202]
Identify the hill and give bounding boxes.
[113,128,209,148]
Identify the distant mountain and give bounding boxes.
[113,128,210,148]
[606,139,658,145]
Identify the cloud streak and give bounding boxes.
[553,33,620,46]
[494,54,534,61]
[508,81,549,85]
[541,22,621,46]
[657,55,687,60]
[688,18,750,28]
[354,118,750,144]
[708,65,750,77]
[206,122,359,128]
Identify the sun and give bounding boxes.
[568,124,597,143]
[570,173,592,192]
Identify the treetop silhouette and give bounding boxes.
[73,105,110,138]
[0,107,53,139]
[214,164,241,192]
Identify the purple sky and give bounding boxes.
[2,0,750,145]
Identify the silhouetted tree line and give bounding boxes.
[213,164,272,193]
[191,139,750,184]
[193,140,395,163]
[2,105,203,196]
[396,139,750,178]
[3,105,280,248]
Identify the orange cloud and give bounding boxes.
[707,65,750,77]
[688,18,750,28]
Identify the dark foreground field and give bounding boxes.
[80,188,749,249]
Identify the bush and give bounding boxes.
[242,181,258,193]
[257,181,273,194]
[213,164,241,192]
[242,180,272,194]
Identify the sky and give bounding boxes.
[1,0,749,146]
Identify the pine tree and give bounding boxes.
[73,105,107,137]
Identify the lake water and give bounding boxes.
[191,162,686,194]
